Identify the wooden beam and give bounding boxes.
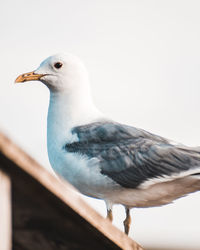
[0,170,11,250]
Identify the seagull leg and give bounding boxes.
[107,208,113,222]
[105,201,113,222]
[123,207,131,235]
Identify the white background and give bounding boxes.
[1,1,200,249]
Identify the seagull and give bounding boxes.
[15,53,200,235]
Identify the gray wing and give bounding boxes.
[66,121,200,188]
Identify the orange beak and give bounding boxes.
[15,71,45,83]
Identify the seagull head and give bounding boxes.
[15,53,89,92]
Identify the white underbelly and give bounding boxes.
[105,176,200,207]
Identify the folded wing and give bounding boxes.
[66,121,200,188]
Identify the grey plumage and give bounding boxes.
[65,121,200,188]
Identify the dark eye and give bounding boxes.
[54,62,63,69]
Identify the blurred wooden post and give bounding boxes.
[0,170,11,250]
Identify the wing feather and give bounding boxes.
[66,121,200,188]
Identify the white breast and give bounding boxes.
[48,139,118,198]
[47,93,116,199]
[36,54,121,200]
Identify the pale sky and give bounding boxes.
[1,0,200,249]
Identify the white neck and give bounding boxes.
[47,85,103,148]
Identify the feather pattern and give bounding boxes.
[65,121,200,188]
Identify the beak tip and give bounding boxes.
[15,76,23,83]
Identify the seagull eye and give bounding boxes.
[54,62,63,69]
